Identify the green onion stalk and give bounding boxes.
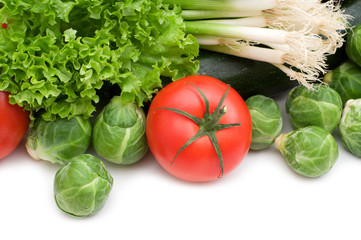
[163,0,352,87]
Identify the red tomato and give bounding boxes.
[0,91,30,159]
[146,75,252,182]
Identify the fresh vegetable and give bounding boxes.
[146,75,252,182]
[184,0,361,100]
[0,91,29,159]
[0,0,199,121]
[162,48,298,101]
[346,22,361,67]
[25,116,92,164]
[93,96,148,164]
[246,95,282,150]
[54,154,113,217]
[275,126,339,178]
[339,99,361,157]
[164,0,351,87]
[285,84,343,132]
[324,61,361,104]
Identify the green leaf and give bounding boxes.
[0,0,199,122]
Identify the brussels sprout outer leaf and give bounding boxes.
[339,99,361,157]
[246,95,283,150]
[93,96,148,164]
[346,23,361,68]
[324,61,361,104]
[275,126,339,178]
[54,154,113,217]
[286,85,343,132]
[26,116,92,164]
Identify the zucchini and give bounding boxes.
[196,50,295,99]
[189,0,361,99]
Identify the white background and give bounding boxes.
[1,90,361,240]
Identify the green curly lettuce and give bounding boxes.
[0,0,199,121]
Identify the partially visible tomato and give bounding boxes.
[146,75,252,182]
[0,91,30,159]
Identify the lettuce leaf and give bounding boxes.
[0,0,199,121]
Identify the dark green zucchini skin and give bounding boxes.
[196,50,296,99]
[182,0,361,99]
[343,0,361,26]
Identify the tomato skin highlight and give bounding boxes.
[146,75,252,182]
[0,91,30,159]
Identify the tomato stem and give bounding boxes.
[202,105,227,130]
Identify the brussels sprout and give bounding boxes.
[93,96,148,164]
[26,116,92,164]
[286,84,342,132]
[339,99,361,157]
[324,61,361,104]
[346,23,361,68]
[245,95,283,150]
[275,126,338,178]
[54,154,113,217]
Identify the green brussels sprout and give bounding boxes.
[275,126,339,178]
[346,23,361,68]
[93,96,148,164]
[54,154,113,217]
[245,95,283,150]
[26,116,92,164]
[324,61,361,104]
[339,99,361,157]
[286,84,343,132]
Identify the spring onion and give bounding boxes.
[164,0,351,87]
